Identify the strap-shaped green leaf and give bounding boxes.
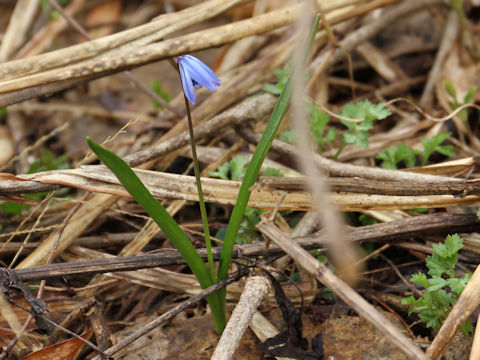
[86,137,226,332]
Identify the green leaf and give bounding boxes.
[263,69,289,95]
[409,208,428,213]
[262,83,283,96]
[401,295,423,315]
[339,100,390,151]
[403,234,473,335]
[376,144,419,169]
[309,102,334,153]
[410,273,430,288]
[446,274,470,295]
[0,202,30,215]
[445,80,458,101]
[464,85,478,104]
[341,100,390,123]
[321,287,337,300]
[461,320,474,336]
[358,214,379,226]
[86,137,225,333]
[344,131,369,148]
[427,276,447,291]
[41,0,70,20]
[420,311,443,331]
[279,130,297,145]
[376,147,398,169]
[325,128,337,143]
[433,234,463,258]
[435,289,454,309]
[2,149,70,215]
[367,101,391,121]
[396,144,419,168]
[419,132,454,166]
[426,253,447,277]
[262,168,284,177]
[209,155,248,181]
[229,155,249,181]
[150,78,172,109]
[209,162,230,180]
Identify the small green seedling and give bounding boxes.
[341,100,391,148]
[150,78,172,109]
[263,69,289,96]
[401,234,473,335]
[266,76,392,158]
[334,100,391,159]
[41,0,70,20]
[277,101,336,153]
[376,143,419,170]
[1,149,70,215]
[262,167,284,177]
[279,130,297,145]
[358,214,379,226]
[445,80,477,122]
[29,148,70,173]
[376,132,455,169]
[210,155,284,243]
[308,100,336,153]
[419,132,455,166]
[209,155,249,181]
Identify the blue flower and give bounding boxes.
[176,55,221,105]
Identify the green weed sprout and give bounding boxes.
[445,81,478,122]
[308,100,336,153]
[209,155,249,181]
[376,131,455,169]
[150,78,172,109]
[401,234,473,335]
[1,149,70,215]
[334,100,391,159]
[262,69,289,96]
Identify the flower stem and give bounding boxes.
[183,95,216,281]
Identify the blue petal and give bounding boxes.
[179,62,196,104]
[184,55,220,86]
[182,55,221,91]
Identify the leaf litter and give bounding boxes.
[0,1,479,359]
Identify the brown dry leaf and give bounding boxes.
[321,312,411,360]
[162,310,262,359]
[0,125,14,166]
[110,315,169,360]
[21,329,93,360]
[86,0,122,32]
[0,172,24,180]
[0,294,79,335]
[18,167,480,211]
[400,156,476,175]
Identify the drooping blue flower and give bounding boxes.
[176,55,221,105]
